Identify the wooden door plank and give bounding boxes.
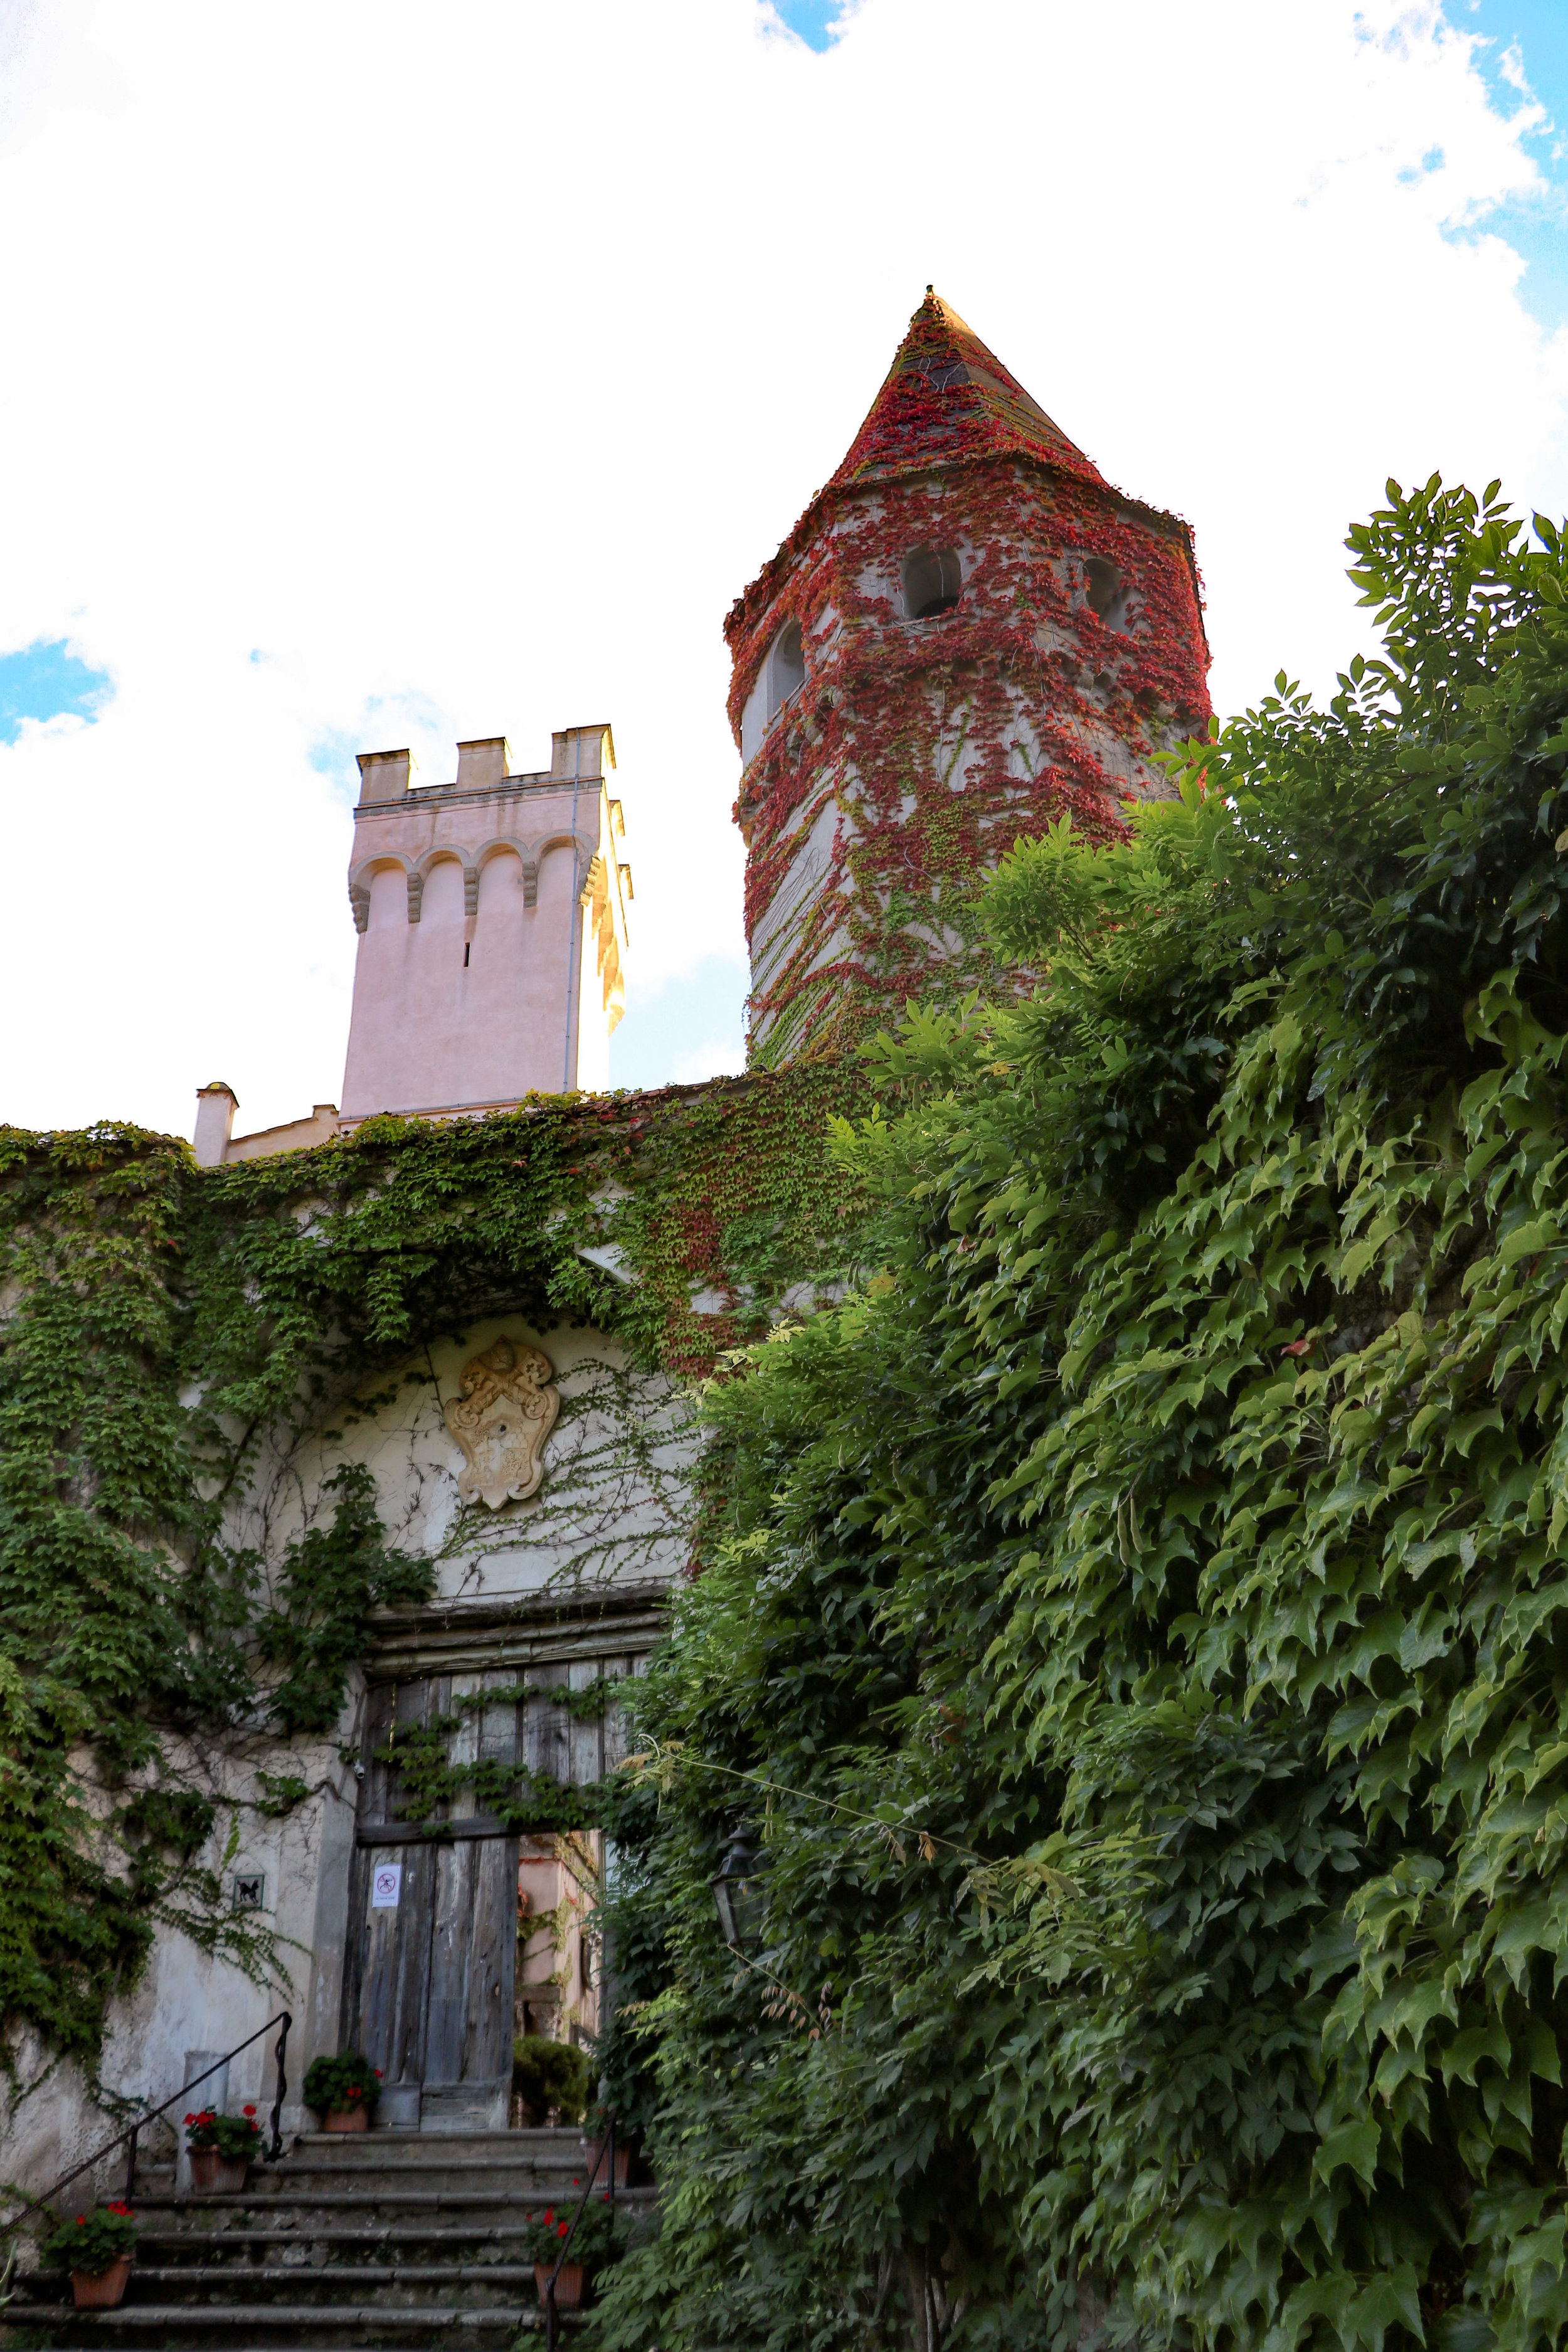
[389,1841,436,2087]
[525,1661,569,1788]
[424,1841,473,2085]
[446,1673,483,1822]
[568,1658,603,1788]
[601,1657,632,1776]
[463,1835,517,2084]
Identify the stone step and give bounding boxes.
[0,2304,527,2328]
[0,2306,587,2348]
[133,2180,587,2210]
[134,2220,643,2247]
[22,2262,538,2296]
[23,2324,583,2343]
[4,2124,633,2350]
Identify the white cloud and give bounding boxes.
[1,0,1564,1137]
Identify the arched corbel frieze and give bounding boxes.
[347,852,415,935]
[471,836,536,912]
[408,849,468,925]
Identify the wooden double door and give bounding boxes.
[346,1828,517,2131]
[339,1656,635,2131]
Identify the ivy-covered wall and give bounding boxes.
[726,293,1211,1064]
[0,1057,872,2186]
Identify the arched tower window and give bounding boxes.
[903,546,961,620]
[1084,558,1130,632]
[767,621,806,720]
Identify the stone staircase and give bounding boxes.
[3,2127,652,2348]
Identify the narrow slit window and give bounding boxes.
[464,941,471,967]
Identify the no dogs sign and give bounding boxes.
[371,1862,402,1910]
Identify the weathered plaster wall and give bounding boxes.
[2,1313,688,2208]
[235,1317,694,1608]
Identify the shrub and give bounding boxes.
[512,2032,590,2124]
[588,482,1568,2351]
[41,2203,137,2276]
[301,2050,381,2117]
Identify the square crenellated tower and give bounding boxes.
[340,723,632,1123]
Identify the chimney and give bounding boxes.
[455,737,511,792]
[193,1082,238,1168]
[356,748,414,806]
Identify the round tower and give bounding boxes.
[726,291,1211,1066]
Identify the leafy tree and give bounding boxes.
[590,479,1568,2352]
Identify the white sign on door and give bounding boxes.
[371,1862,402,1910]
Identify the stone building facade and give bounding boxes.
[3,292,1209,2201]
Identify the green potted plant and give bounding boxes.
[42,2203,139,2309]
[302,2051,382,2132]
[184,2106,265,2193]
[512,2033,590,2126]
[524,2194,625,2308]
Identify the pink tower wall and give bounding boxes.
[339,726,631,1122]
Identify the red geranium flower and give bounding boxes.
[558,2220,569,2236]
[242,2105,257,2117]
[184,2114,195,2125]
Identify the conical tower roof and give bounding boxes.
[827,290,1106,493]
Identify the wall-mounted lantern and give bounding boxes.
[710,1822,768,1957]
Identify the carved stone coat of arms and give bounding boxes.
[443,1337,560,1509]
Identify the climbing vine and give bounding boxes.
[590,480,1568,2352]
[0,1060,874,2109]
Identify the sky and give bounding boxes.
[1,0,1566,1141]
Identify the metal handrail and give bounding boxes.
[0,2010,292,2238]
[541,2114,615,2349]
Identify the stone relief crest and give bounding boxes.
[443,1337,560,1510]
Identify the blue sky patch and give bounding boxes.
[0,638,112,744]
[610,953,748,1091]
[1456,0,1568,330]
[770,0,846,54]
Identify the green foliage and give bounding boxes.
[373,1714,602,1834]
[590,1776,671,2151]
[301,2049,381,2116]
[590,482,1568,2352]
[0,1069,867,2097]
[257,1466,433,1736]
[41,2201,137,2274]
[514,2033,592,2124]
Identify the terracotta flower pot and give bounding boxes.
[72,2254,132,2308]
[189,2147,249,2194]
[324,2105,369,2132]
[584,2135,632,2186]
[535,2260,585,2309]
